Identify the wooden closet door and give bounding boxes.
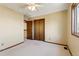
[34,20,40,40]
[27,21,32,39]
[39,19,45,41]
[34,19,45,41]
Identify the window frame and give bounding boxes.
[71,3,79,37]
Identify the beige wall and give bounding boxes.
[67,4,79,55]
[31,10,68,45]
[0,5,24,50]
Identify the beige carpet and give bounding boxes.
[0,40,70,56]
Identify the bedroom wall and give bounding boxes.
[31,10,68,45]
[0,5,24,50]
[67,4,79,55]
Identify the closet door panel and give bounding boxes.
[34,20,40,40]
[39,19,44,41]
[27,21,32,39]
[34,19,45,41]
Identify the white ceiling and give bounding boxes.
[0,3,68,17]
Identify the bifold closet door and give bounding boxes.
[34,20,40,40]
[34,19,45,41]
[27,21,32,39]
[39,19,45,41]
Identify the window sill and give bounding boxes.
[72,33,79,38]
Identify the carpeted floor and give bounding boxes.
[0,39,70,56]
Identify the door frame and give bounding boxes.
[24,20,27,39]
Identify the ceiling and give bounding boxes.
[0,3,68,17]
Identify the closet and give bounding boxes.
[34,19,45,41]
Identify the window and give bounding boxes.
[71,3,79,37]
